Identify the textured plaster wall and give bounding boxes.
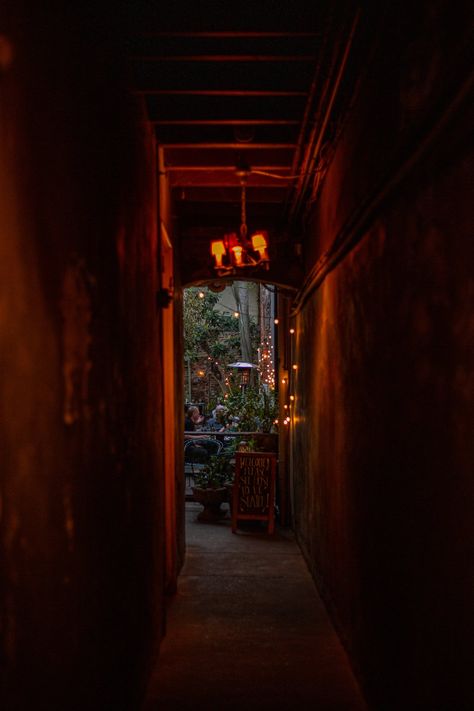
[292,4,473,710]
[0,5,165,709]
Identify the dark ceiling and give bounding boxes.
[128,1,363,287]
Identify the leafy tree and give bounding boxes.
[224,385,278,433]
[184,286,278,428]
[184,288,241,360]
[184,287,247,401]
[232,281,252,362]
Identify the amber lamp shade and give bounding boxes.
[251,232,269,261]
[211,240,226,268]
[231,245,244,266]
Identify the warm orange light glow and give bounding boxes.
[292,364,298,370]
[274,318,279,325]
[290,395,295,401]
[211,229,270,273]
[290,328,295,334]
[211,240,226,268]
[231,245,243,266]
[198,291,205,299]
[251,232,269,261]
[233,311,239,318]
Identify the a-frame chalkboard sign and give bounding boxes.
[232,452,276,534]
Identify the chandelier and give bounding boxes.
[210,179,269,275]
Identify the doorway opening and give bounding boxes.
[183,281,281,528]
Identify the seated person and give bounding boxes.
[185,405,205,438]
[226,415,240,432]
[206,404,227,432]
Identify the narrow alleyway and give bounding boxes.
[2,3,472,708]
[144,503,367,710]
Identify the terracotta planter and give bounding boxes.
[192,486,228,522]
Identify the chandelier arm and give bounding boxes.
[211,172,270,273]
[240,183,247,239]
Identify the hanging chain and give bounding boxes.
[240,182,247,239]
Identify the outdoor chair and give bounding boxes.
[184,438,223,487]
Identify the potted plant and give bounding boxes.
[192,455,232,522]
[224,386,278,434]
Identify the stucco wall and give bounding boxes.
[0,5,165,709]
[292,4,473,709]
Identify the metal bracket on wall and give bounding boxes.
[156,288,173,309]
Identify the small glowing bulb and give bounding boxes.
[281,378,287,385]
[290,328,295,334]
[290,395,295,401]
[284,404,288,409]
[292,364,298,370]
[274,318,279,325]
[234,311,239,318]
[198,291,205,299]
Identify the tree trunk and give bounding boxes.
[232,282,252,362]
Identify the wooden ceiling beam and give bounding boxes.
[162,142,296,149]
[139,31,321,38]
[152,119,299,126]
[168,169,294,187]
[135,89,306,96]
[165,165,291,171]
[132,55,317,62]
[172,186,286,202]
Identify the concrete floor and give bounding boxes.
[144,503,367,711]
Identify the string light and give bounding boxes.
[274,318,279,325]
[290,395,295,401]
[290,328,295,334]
[198,291,205,299]
[258,334,275,389]
[292,364,298,370]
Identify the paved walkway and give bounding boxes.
[144,503,367,710]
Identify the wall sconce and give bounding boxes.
[210,182,270,275]
[156,288,173,308]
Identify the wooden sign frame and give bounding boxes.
[232,452,277,534]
